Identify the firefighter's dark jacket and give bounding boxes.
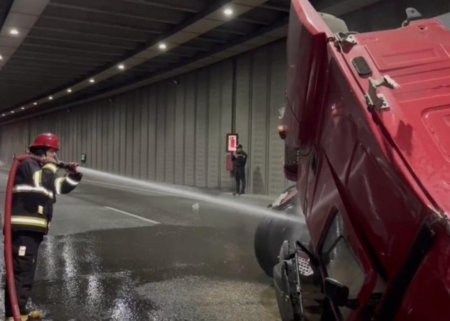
[11,158,82,234]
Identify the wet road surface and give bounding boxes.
[0,168,282,321]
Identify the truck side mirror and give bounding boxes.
[324,277,349,307]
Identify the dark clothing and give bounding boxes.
[5,232,43,317]
[5,158,82,317]
[12,159,82,234]
[234,167,246,194]
[232,151,247,168]
[232,151,247,194]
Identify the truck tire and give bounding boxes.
[254,217,274,276]
[254,217,307,277]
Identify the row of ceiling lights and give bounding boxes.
[1,27,22,116]
[0,28,20,61]
[1,6,235,119]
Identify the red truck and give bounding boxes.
[270,1,450,320]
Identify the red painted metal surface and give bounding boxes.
[342,19,450,217]
[394,227,450,321]
[284,0,450,320]
[225,153,234,172]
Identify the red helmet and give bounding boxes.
[29,133,60,151]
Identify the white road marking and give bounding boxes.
[104,206,160,225]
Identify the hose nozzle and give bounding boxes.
[57,161,79,172]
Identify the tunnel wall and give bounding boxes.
[4,0,446,195]
[0,40,287,195]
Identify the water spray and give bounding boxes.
[79,167,300,223]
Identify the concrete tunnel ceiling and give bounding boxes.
[0,0,381,122]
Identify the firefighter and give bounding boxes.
[232,144,248,195]
[4,133,82,321]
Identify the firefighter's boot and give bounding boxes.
[5,315,31,321]
[27,311,41,320]
[6,310,42,320]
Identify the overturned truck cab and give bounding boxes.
[271,1,450,320]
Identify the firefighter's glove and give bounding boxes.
[65,162,79,174]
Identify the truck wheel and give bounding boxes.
[254,217,274,276]
[254,217,307,277]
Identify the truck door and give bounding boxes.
[285,0,332,213]
[285,0,350,216]
[309,159,381,321]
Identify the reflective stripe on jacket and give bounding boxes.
[11,158,82,233]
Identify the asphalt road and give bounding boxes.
[0,167,283,321]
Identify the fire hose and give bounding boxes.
[3,154,76,321]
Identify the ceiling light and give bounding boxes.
[224,7,234,16]
[118,64,125,70]
[0,55,3,60]
[33,102,37,106]
[158,43,167,50]
[49,96,53,100]
[9,28,19,36]
[67,88,72,93]
[11,110,15,114]
[20,106,25,110]
[1,113,5,117]
[89,78,95,83]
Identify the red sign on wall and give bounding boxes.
[226,133,238,152]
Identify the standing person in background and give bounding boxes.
[232,144,248,196]
[5,133,82,321]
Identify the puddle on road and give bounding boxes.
[137,276,279,321]
[25,224,279,321]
